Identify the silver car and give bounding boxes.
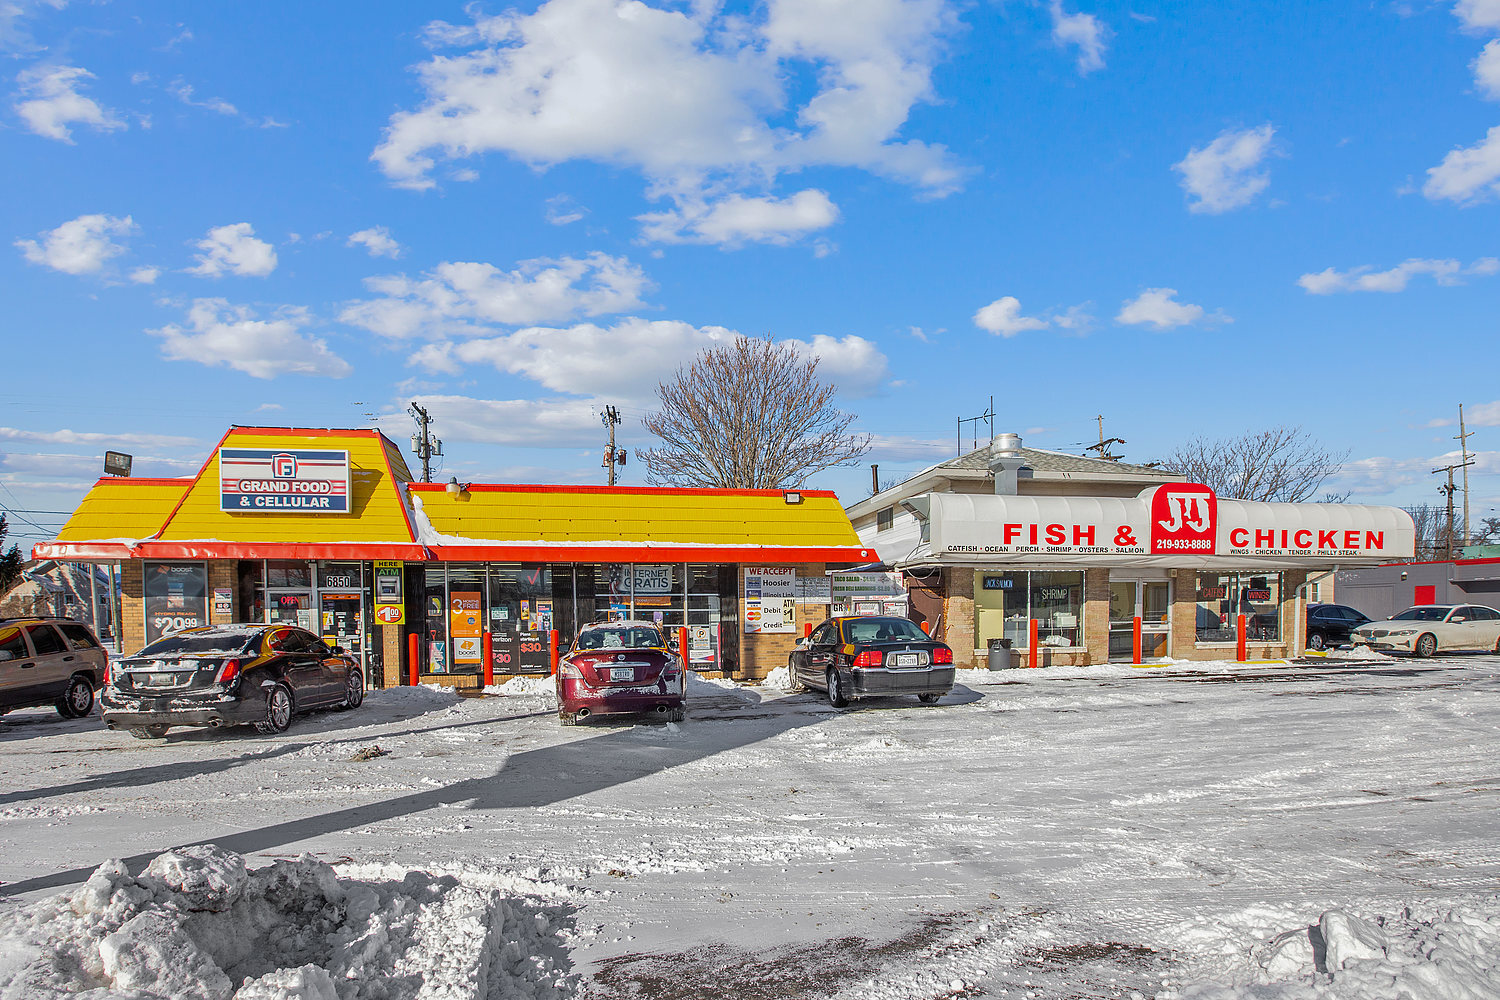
[1350,604,1500,658]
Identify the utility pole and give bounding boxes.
[1085,414,1126,462]
[601,405,626,486]
[408,402,442,483]
[1456,403,1474,546]
[1432,458,1474,560]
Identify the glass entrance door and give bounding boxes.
[1107,580,1171,661]
[320,593,364,658]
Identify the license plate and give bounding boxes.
[609,667,635,682]
[141,673,177,687]
[891,653,923,667]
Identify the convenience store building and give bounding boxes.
[33,426,875,686]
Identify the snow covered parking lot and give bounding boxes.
[2,658,1499,998]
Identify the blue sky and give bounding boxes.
[3,0,1499,550]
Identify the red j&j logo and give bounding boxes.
[271,453,297,478]
[1150,484,1217,555]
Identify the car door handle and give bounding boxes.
[62,655,75,662]
[20,662,34,669]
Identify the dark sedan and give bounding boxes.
[1306,603,1372,651]
[102,623,363,739]
[788,615,954,708]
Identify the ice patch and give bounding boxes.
[0,846,579,999]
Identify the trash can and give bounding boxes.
[987,637,1012,671]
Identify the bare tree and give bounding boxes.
[639,337,871,488]
[1402,504,1451,561]
[1157,426,1349,502]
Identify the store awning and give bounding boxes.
[900,487,1414,569]
[410,484,875,564]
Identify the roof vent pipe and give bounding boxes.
[988,432,1030,496]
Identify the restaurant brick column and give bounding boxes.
[1170,568,1198,658]
[120,560,146,652]
[1283,569,1308,656]
[380,624,404,688]
[207,561,236,626]
[1083,568,1110,665]
[944,567,976,667]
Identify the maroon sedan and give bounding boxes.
[556,621,686,725]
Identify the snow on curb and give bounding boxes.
[0,845,578,999]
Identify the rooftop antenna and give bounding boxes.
[1084,414,1126,461]
[957,396,994,456]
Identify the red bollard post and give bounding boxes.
[549,629,560,675]
[1132,616,1143,665]
[920,619,930,635]
[1236,613,1247,662]
[1028,618,1039,668]
[482,631,494,688]
[407,632,419,687]
[677,626,689,667]
[803,621,813,638]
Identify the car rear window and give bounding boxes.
[577,626,663,650]
[58,622,100,649]
[24,624,66,655]
[842,618,929,643]
[137,629,262,657]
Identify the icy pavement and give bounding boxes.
[1,658,1498,998]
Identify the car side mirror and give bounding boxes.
[331,645,348,655]
[1450,616,1466,624]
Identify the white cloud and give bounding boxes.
[341,252,652,339]
[1173,124,1276,214]
[637,189,840,246]
[13,64,124,142]
[1116,288,1226,330]
[149,298,352,379]
[188,223,278,277]
[1432,399,1500,427]
[973,296,1048,337]
[0,426,199,449]
[1423,125,1500,204]
[545,195,588,226]
[1454,0,1500,32]
[372,0,964,218]
[168,79,237,117]
[1049,2,1109,75]
[347,226,402,258]
[781,333,890,397]
[16,213,134,275]
[1,1,68,55]
[1297,256,1499,294]
[130,266,160,284]
[386,395,605,449]
[1475,39,1500,100]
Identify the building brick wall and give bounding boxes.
[120,560,145,652]
[944,567,976,667]
[736,562,828,680]
[207,561,236,626]
[1083,568,1110,665]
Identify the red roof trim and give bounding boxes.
[376,438,420,545]
[154,425,235,541]
[1375,556,1500,569]
[407,483,841,499]
[137,542,429,561]
[426,544,874,564]
[225,426,385,438]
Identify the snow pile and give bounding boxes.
[484,674,559,711]
[364,684,462,709]
[761,664,794,691]
[0,845,578,999]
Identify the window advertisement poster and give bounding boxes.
[794,574,832,604]
[212,587,232,618]
[374,560,404,625]
[632,565,675,594]
[744,567,797,634]
[831,571,906,601]
[144,563,208,644]
[688,624,718,666]
[218,448,351,513]
[449,591,482,665]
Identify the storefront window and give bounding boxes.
[266,560,312,588]
[487,563,554,674]
[1195,573,1281,643]
[972,570,1084,650]
[423,566,448,673]
[143,562,208,644]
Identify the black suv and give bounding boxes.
[0,617,109,719]
[1306,604,1372,651]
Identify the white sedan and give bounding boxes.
[1350,604,1500,658]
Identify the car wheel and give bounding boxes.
[338,668,365,710]
[917,692,941,704]
[129,725,168,740]
[1414,633,1438,659]
[666,707,686,723]
[255,684,294,734]
[56,674,95,718]
[785,660,806,693]
[558,710,577,726]
[1307,632,1326,651]
[826,668,849,709]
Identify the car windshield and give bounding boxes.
[1389,607,1449,622]
[842,617,929,643]
[135,628,263,657]
[576,626,663,650]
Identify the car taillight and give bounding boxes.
[559,661,584,680]
[215,658,241,684]
[852,650,883,668]
[932,647,953,665]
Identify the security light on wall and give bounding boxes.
[783,490,803,505]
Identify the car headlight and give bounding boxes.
[1388,629,1416,637]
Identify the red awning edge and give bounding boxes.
[33,541,431,561]
[426,545,875,564]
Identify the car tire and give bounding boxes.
[56,674,95,719]
[338,669,365,710]
[917,692,941,704]
[785,660,806,693]
[826,668,849,709]
[1414,633,1438,659]
[1307,632,1326,651]
[129,725,168,740]
[558,710,577,726]
[255,684,294,734]
[667,707,686,723]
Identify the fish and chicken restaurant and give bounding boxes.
[34,427,1415,685]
